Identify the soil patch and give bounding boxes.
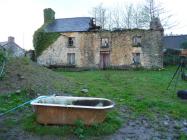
[0,58,74,94]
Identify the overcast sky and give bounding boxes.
[0,0,187,50]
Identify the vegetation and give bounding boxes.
[33,8,60,57]
[0,90,30,114]
[43,8,55,23]
[163,49,181,65]
[22,111,121,138]
[33,27,60,57]
[181,41,187,49]
[0,49,7,78]
[58,67,187,118]
[0,91,121,138]
[1,67,187,138]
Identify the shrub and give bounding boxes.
[0,49,6,78]
[33,26,60,57]
[33,8,60,57]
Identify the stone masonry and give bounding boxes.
[37,29,163,69]
[37,8,163,69]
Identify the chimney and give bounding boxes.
[8,36,15,43]
[43,8,55,24]
[150,17,164,32]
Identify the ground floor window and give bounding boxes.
[67,53,75,65]
[132,53,141,64]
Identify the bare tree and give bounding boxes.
[90,3,107,29]
[132,5,145,28]
[106,10,113,30]
[121,4,134,29]
[140,0,174,29]
[89,0,174,30]
[111,7,121,29]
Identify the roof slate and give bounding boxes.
[0,42,8,48]
[164,35,187,50]
[45,17,93,32]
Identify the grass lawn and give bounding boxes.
[1,66,187,139]
[59,66,187,118]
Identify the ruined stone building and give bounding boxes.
[37,8,164,69]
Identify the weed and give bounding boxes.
[179,132,187,140]
[73,120,85,139]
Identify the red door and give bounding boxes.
[100,52,110,69]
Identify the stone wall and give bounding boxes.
[37,29,163,69]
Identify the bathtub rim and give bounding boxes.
[30,96,115,110]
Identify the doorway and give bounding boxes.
[100,52,110,69]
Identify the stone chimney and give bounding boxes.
[150,17,164,32]
[43,8,55,24]
[8,36,15,43]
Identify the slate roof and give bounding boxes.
[45,17,94,32]
[164,35,187,50]
[0,40,25,57]
[0,42,8,49]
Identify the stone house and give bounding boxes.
[0,36,25,57]
[37,9,164,69]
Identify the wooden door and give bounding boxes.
[100,52,110,69]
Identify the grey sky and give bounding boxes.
[0,0,187,50]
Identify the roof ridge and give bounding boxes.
[55,17,93,20]
[165,35,187,37]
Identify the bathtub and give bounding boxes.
[31,96,115,125]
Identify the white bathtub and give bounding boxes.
[31,96,115,125]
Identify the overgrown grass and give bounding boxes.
[57,66,187,119]
[1,66,187,138]
[0,91,122,138]
[22,110,121,138]
[0,90,30,113]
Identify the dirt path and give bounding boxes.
[1,106,187,140]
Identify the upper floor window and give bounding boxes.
[68,37,75,47]
[132,36,141,47]
[101,38,109,48]
[93,18,96,25]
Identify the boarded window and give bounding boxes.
[68,37,75,47]
[101,38,109,48]
[132,53,141,64]
[132,36,141,46]
[67,53,75,65]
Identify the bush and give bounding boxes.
[0,49,6,78]
[163,49,181,65]
[33,8,60,57]
[33,27,60,57]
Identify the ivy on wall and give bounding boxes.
[33,8,60,57]
[33,27,60,57]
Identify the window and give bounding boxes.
[101,38,109,48]
[93,18,96,25]
[132,53,141,64]
[67,53,75,65]
[132,36,141,47]
[68,37,75,47]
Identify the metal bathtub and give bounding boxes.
[31,96,114,125]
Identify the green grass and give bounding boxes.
[58,66,187,118]
[0,90,121,138]
[0,90,30,114]
[1,66,187,138]
[22,110,121,138]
